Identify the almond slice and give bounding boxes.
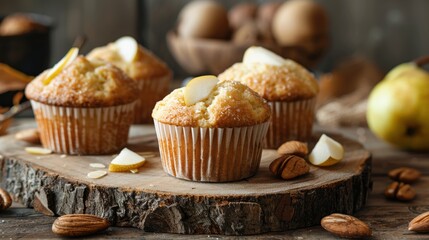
[87,170,107,179]
[89,163,106,169]
[25,147,52,155]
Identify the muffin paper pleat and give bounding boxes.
[30,100,135,155]
[266,98,316,149]
[154,120,269,182]
[134,75,170,124]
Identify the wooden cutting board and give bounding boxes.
[0,122,371,235]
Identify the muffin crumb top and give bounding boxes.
[25,56,138,107]
[218,59,319,101]
[152,81,270,128]
[87,43,171,80]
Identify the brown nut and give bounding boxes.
[52,214,110,237]
[321,213,372,238]
[0,188,12,210]
[269,155,309,180]
[15,128,40,144]
[228,2,258,30]
[277,140,308,157]
[257,2,282,25]
[409,211,429,233]
[388,167,421,184]
[384,181,416,202]
[232,21,259,44]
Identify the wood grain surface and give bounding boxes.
[0,120,371,236]
[2,120,429,239]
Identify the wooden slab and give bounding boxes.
[0,123,371,235]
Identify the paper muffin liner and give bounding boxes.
[30,100,135,155]
[134,74,171,124]
[266,97,316,149]
[153,120,270,182]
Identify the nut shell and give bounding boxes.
[228,2,258,30]
[409,211,429,233]
[272,0,328,54]
[388,167,421,184]
[52,214,110,237]
[384,181,416,202]
[277,140,308,157]
[15,128,40,144]
[321,213,372,238]
[0,188,12,210]
[269,155,309,180]
[178,0,230,39]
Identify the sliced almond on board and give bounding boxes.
[89,163,106,169]
[87,170,107,179]
[25,147,52,155]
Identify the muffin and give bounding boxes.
[87,37,172,124]
[152,77,270,182]
[218,46,319,148]
[25,56,138,155]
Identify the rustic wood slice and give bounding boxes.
[0,123,371,235]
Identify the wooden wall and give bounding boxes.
[0,0,139,63]
[2,0,429,78]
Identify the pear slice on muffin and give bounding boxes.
[43,47,79,85]
[184,75,218,106]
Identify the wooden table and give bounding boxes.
[1,119,428,239]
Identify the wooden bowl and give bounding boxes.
[167,30,324,75]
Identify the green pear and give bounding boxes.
[367,60,429,151]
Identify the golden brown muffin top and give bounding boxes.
[152,80,271,128]
[87,43,171,80]
[218,59,319,101]
[25,56,138,107]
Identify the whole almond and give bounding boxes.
[277,140,308,157]
[269,155,309,180]
[388,167,421,183]
[15,128,41,144]
[0,188,12,211]
[52,214,110,237]
[321,213,372,238]
[409,211,429,233]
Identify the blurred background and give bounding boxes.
[1,0,429,77]
[1,0,429,127]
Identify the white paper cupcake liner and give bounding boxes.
[134,74,171,124]
[30,100,135,155]
[266,98,316,149]
[154,120,270,182]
